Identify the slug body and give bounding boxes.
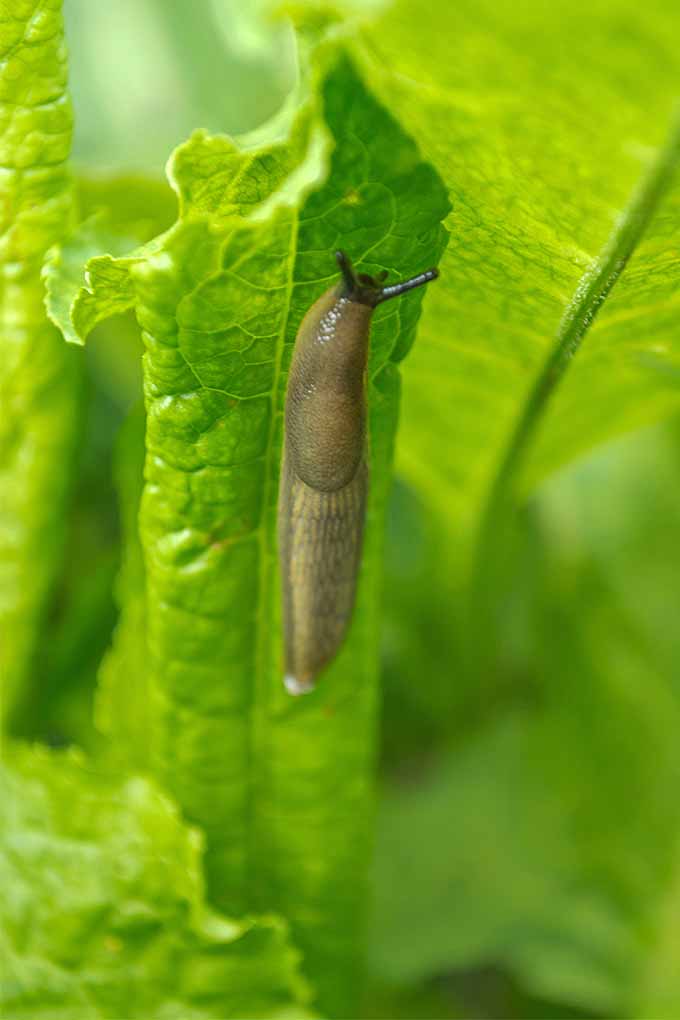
[278,251,438,694]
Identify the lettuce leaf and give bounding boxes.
[0,744,314,1019]
[0,0,82,726]
[45,37,448,1014]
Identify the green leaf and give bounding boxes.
[327,0,680,579]
[43,217,146,347]
[310,7,680,1007]
[51,44,448,1016]
[143,62,445,1014]
[43,175,176,350]
[0,0,82,726]
[0,743,314,1019]
[43,74,324,348]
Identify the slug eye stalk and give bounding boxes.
[278,249,439,694]
[335,249,439,307]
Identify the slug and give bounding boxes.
[278,250,438,695]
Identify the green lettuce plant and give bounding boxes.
[0,0,82,726]
[4,0,680,1017]
[0,743,312,1019]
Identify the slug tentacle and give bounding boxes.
[334,249,439,307]
[377,268,439,302]
[278,250,438,694]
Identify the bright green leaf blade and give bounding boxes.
[0,0,82,726]
[136,58,446,1015]
[0,744,315,1019]
[59,48,447,1015]
[331,0,680,578]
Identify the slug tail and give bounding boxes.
[284,673,316,696]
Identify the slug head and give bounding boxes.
[335,249,439,308]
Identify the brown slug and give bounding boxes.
[278,250,438,695]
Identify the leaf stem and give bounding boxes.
[471,106,680,601]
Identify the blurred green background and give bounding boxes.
[21,1,680,1017]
